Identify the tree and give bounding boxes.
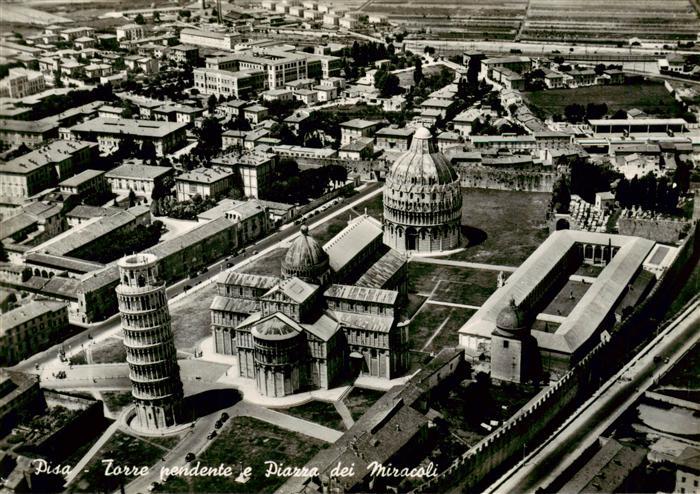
[424,46,435,55]
[139,140,156,162]
[374,69,400,97]
[564,103,586,123]
[551,176,571,214]
[0,243,8,262]
[153,11,161,23]
[413,58,423,86]
[135,13,145,25]
[207,94,217,113]
[594,63,606,76]
[196,117,222,154]
[128,189,137,208]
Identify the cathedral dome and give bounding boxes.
[495,299,528,334]
[281,226,329,283]
[387,126,458,188]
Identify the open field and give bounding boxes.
[362,0,526,40]
[361,0,699,42]
[521,0,700,43]
[452,188,550,266]
[156,417,324,493]
[523,82,685,119]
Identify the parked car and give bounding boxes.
[185,453,195,462]
[207,431,217,440]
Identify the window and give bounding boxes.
[503,340,509,348]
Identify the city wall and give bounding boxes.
[414,222,700,493]
[617,217,692,244]
[458,165,558,192]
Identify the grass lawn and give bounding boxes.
[309,213,355,245]
[157,417,324,493]
[423,306,476,353]
[356,191,384,221]
[541,279,591,317]
[170,282,217,352]
[283,401,345,431]
[68,431,165,493]
[523,81,684,118]
[452,188,550,266]
[409,304,454,351]
[237,248,286,276]
[343,387,385,421]
[409,262,499,306]
[356,188,550,266]
[89,337,126,364]
[101,391,133,414]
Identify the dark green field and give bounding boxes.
[523,81,684,118]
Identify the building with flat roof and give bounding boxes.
[0,68,45,99]
[589,118,688,136]
[211,151,277,199]
[105,162,174,200]
[58,169,108,202]
[459,230,657,371]
[175,166,235,202]
[375,126,414,152]
[0,118,59,148]
[179,28,235,51]
[340,119,385,145]
[68,117,187,156]
[193,67,266,99]
[0,300,69,366]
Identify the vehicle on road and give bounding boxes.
[185,453,195,462]
[207,431,217,440]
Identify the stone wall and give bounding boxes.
[413,222,700,493]
[617,217,692,244]
[458,165,558,192]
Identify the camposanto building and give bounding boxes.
[383,126,463,253]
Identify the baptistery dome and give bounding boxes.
[495,299,528,336]
[281,225,330,284]
[383,126,462,253]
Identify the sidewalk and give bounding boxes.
[240,403,343,443]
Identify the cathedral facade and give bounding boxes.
[383,126,463,253]
[211,217,410,398]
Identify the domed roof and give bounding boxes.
[496,299,528,333]
[388,126,458,187]
[251,316,301,341]
[283,225,328,273]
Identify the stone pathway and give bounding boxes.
[412,256,518,272]
[64,420,120,486]
[425,299,481,310]
[239,403,343,443]
[333,400,355,430]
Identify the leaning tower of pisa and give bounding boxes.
[116,253,184,431]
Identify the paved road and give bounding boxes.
[484,298,700,494]
[11,183,383,375]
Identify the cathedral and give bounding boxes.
[383,126,463,253]
[211,216,409,398]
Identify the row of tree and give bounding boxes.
[265,160,348,204]
[616,173,680,214]
[78,222,163,263]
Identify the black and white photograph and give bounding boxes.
[0,0,698,492]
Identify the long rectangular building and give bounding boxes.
[458,230,656,364]
[67,117,187,156]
